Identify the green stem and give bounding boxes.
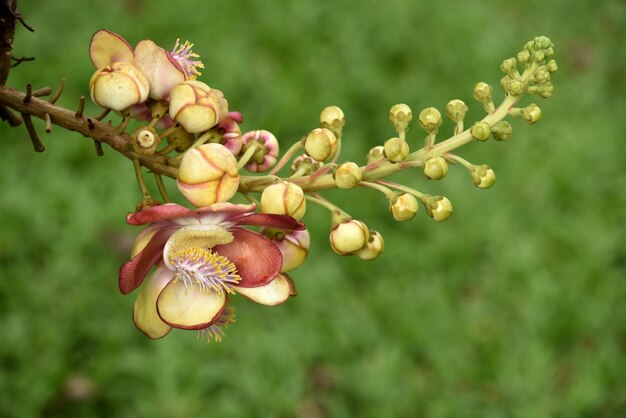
[133,159,151,199]
[154,173,171,202]
[269,141,303,175]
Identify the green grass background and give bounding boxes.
[1,0,625,417]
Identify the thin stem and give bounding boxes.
[359,181,395,200]
[133,159,152,199]
[158,141,179,156]
[154,173,171,202]
[74,96,85,118]
[48,78,65,104]
[289,167,308,178]
[237,143,261,170]
[376,180,425,199]
[305,194,347,217]
[269,140,303,175]
[159,124,179,139]
[241,192,260,205]
[444,153,473,169]
[21,113,45,152]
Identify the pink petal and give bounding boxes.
[126,203,194,226]
[234,273,291,306]
[233,213,305,231]
[157,280,227,329]
[119,227,176,294]
[133,40,186,100]
[133,266,173,339]
[213,228,282,288]
[89,29,134,69]
[228,111,244,123]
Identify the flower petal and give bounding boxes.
[89,29,134,69]
[133,40,186,100]
[126,203,194,226]
[133,267,173,339]
[119,227,176,294]
[234,273,291,306]
[284,274,298,296]
[234,213,305,231]
[157,280,227,329]
[213,228,282,288]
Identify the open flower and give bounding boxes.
[122,202,305,339]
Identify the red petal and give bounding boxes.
[213,228,282,288]
[228,111,244,123]
[119,227,175,294]
[126,203,194,226]
[234,213,305,231]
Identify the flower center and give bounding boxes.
[170,39,204,79]
[197,306,236,343]
[168,246,241,296]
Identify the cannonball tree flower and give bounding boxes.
[121,202,305,340]
[240,130,280,172]
[205,111,244,157]
[169,81,228,133]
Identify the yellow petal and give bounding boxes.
[89,29,134,69]
[234,274,290,306]
[133,267,173,339]
[157,280,226,329]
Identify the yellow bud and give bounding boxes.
[383,137,409,163]
[492,121,512,141]
[330,219,369,255]
[334,162,362,189]
[389,103,413,133]
[366,146,385,164]
[304,128,338,162]
[89,62,149,111]
[357,230,384,261]
[470,165,496,189]
[471,122,491,141]
[423,156,448,180]
[390,193,419,222]
[418,107,442,133]
[424,196,453,222]
[522,103,542,124]
[168,80,226,133]
[445,99,468,123]
[473,82,493,103]
[177,143,239,207]
[320,106,346,139]
[290,155,323,176]
[263,229,310,272]
[260,181,306,220]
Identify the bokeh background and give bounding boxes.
[1,0,625,417]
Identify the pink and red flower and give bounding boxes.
[122,202,304,339]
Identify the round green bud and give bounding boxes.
[534,68,550,84]
[389,193,419,222]
[418,107,442,133]
[473,82,493,103]
[491,121,513,141]
[334,162,362,189]
[320,106,346,139]
[522,104,542,124]
[546,59,558,73]
[537,82,554,98]
[471,122,491,141]
[500,58,517,74]
[533,51,545,63]
[357,230,384,261]
[366,145,385,164]
[470,165,496,189]
[423,156,448,180]
[445,99,468,123]
[389,103,413,133]
[517,50,531,65]
[383,137,409,163]
[330,219,370,255]
[507,79,525,96]
[304,128,338,162]
[424,196,453,222]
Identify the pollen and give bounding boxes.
[171,38,205,80]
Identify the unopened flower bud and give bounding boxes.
[471,122,491,141]
[260,181,306,220]
[390,193,419,221]
[507,79,525,96]
[177,143,239,207]
[473,82,493,103]
[546,59,558,73]
[241,130,279,172]
[533,51,545,63]
[366,146,384,164]
[491,121,513,141]
[517,50,531,65]
[334,162,362,189]
[357,230,384,261]
[470,165,496,189]
[423,196,453,222]
[445,99,468,123]
[389,103,413,133]
[423,156,448,180]
[418,107,442,133]
[131,126,160,154]
[89,62,149,111]
[290,155,322,176]
[383,137,409,163]
[537,82,554,98]
[320,106,346,139]
[500,58,517,74]
[169,80,226,133]
[207,112,244,156]
[522,104,542,124]
[330,219,369,255]
[534,68,550,84]
[262,228,310,272]
[304,128,338,162]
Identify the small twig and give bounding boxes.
[13,9,35,32]
[21,113,45,152]
[0,104,22,126]
[44,112,52,133]
[133,159,152,199]
[116,113,130,133]
[48,78,66,104]
[10,56,34,68]
[94,107,111,121]
[154,173,171,202]
[74,95,85,118]
[93,140,104,156]
[32,86,52,97]
[22,83,32,103]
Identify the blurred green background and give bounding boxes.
[1,0,625,417]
